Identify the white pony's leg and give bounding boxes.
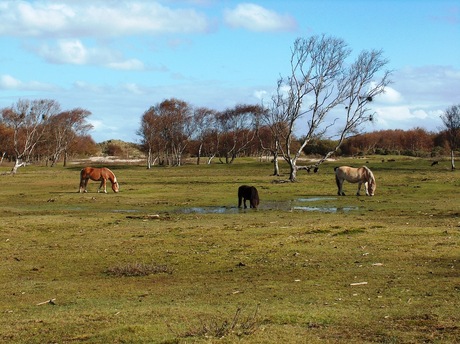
[364,182,369,196]
[357,182,362,196]
[336,176,345,196]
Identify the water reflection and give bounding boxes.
[179,206,240,214]
[175,197,358,214]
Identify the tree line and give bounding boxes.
[1,97,459,175]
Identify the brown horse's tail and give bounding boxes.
[79,168,87,191]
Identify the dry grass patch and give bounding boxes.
[169,306,261,341]
[105,262,173,277]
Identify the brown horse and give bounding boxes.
[334,166,376,196]
[79,167,119,193]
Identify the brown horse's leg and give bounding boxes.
[79,178,89,193]
[98,179,107,193]
[79,173,86,192]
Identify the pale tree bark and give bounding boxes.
[440,105,460,171]
[193,107,216,165]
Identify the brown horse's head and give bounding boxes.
[112,179,119,193]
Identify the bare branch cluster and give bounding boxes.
[0,99,94,173]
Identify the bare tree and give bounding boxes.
[138,106,162,169]
[269,35,391,181]
[44,108,92,166]
[216,104,264,164]
[159,99,194,166]
[192,107,217,165]
[255,110,287,176]
[440,104,460,170]
[0,123,13,164]
[138,98,194,167]
[1,99,60,174]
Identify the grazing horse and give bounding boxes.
[334,166,376,196]
[79,167,119,193]
[238,185,259,209]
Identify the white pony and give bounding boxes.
[334,166,376,196]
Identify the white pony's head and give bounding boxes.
[364,167,376,196]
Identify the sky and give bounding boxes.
[0,0,459,143]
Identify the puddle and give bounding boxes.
[178,206,240,214]
[292,197,357,213]
[175,197,358,214]
[292,206,357,213]
[297,197,336,202]
[112,209,141,213]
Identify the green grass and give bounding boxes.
[1,157,459,343]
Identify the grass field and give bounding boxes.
[1,157,459,343]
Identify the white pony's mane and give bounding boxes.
[362,166,375,183]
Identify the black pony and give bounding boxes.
[238,185,259,209]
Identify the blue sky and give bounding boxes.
[0,0,459,142]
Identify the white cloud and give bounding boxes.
[106,59,145,71]
[0,74,55,91]
[35,39,145,70]
[0,1,211,38]
[363,65,460,132]
[224,3,297,32]
[374,86,403,104]
[38,39,88,64]
[122,83,145,95]
[395,65,460,103]
[253,89,267,100]
[0,75,21,89]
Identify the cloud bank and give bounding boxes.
[224,3,297,32]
